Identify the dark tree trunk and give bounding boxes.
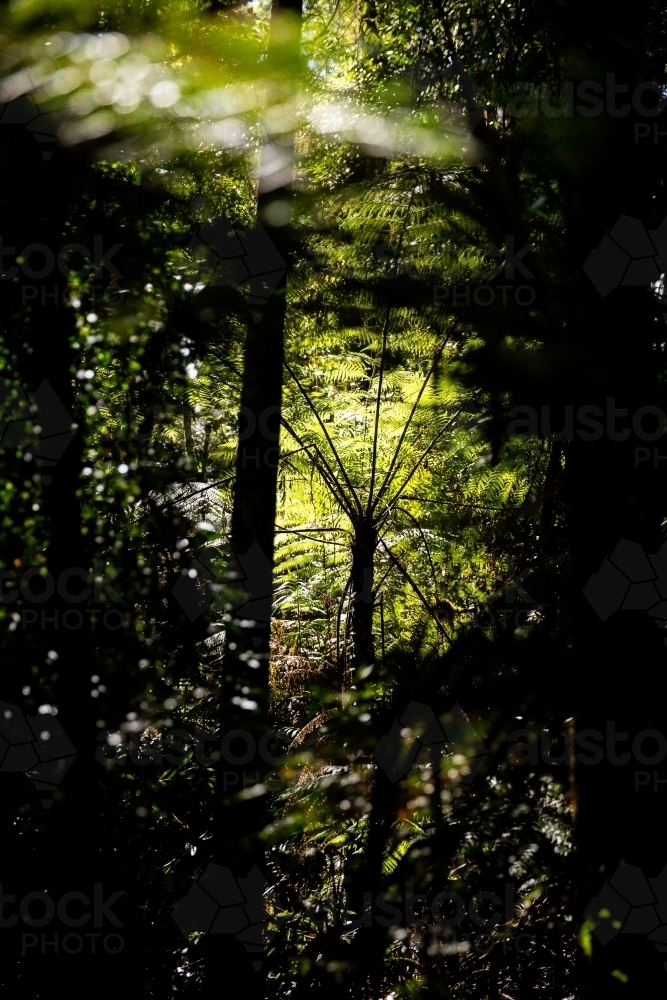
[208,1,302,995]
[555,9,667,988]
[350,525,377,672]
[0,117,150,998]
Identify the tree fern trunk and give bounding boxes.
[350,525,377,671]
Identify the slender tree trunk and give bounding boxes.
[183,406,196,469]
[208,1,302,995]
[350,524,377,671]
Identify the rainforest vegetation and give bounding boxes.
[0,0,666,997]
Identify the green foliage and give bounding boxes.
[4,0,665,995]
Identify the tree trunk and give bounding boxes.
[0,118,151,998]
[556,16,667,989]
[350,524,377,672]
[208,1,302,995]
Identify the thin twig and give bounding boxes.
[336,573,353,688]
[394,505,441,602]
[370,336,450,515]
[400,494,521,511]
[377,537,452,644]
[367,310,391,517]
[280,416,357,519]
[276,528,345,546]
[284,361,364,519]
[367,188,417,515]
[155,476,235,511]
[384,406,465,509]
